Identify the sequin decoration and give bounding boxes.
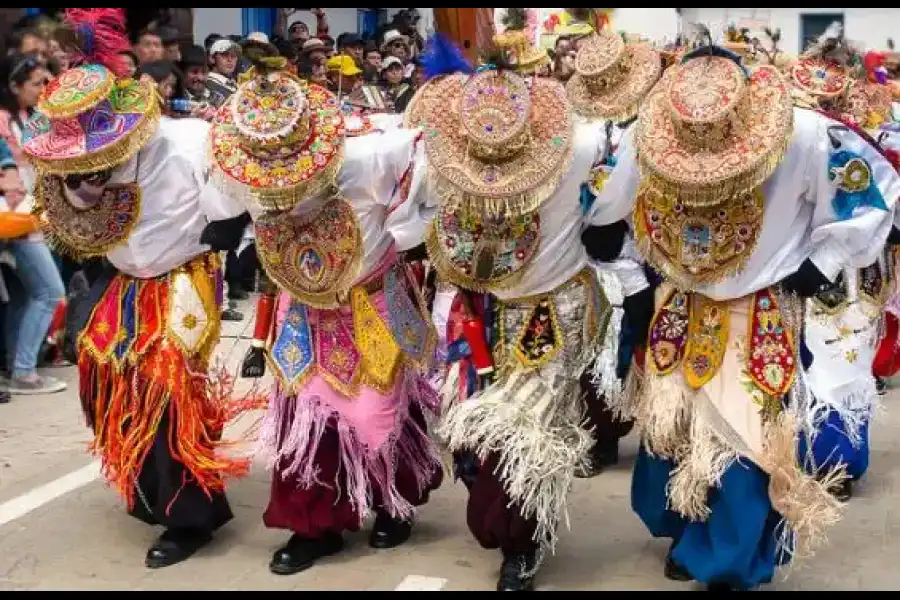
[36,176,141,258]
[513,298,563,369]
[315,310,362,396]
[648,291,690,376]
[636,60,793,208]
[634,183,765,287]
[255,198,362,309]
[421,72,573,217]
[682,295,729,390]
[39,64,114,119]
[269,302,315,393]
[747,289,796,397]
[429,204,541,292]
[80,277,124,362]
[351,288,402,392]
[828,150,888,221]
[811,272,849,315]
[858,261,886,305]
[210,81,344,211]
[384,269,435,366]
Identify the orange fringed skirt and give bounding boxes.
[77,254,250,511]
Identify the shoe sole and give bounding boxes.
[269,544,343,576]
[7,385,67,396]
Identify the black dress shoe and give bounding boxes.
[269,532,344,576]
[497,551,538,592]
[369,512,413,549]
[831,479,853,503]
[145,528,213,569]
[664,553,693,582]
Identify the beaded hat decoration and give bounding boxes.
[567,28,662,122]
[209,64,344,212]
[420,68,573,218]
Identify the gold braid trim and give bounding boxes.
[28,94,161,177]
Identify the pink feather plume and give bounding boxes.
[63,9,131,76]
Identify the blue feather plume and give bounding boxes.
[78,23,96,59]
[421,32,473,81]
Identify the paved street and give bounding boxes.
[2,309,900,591]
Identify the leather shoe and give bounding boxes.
[145,528,212,569]
[369,512,413,550]
[269,532,344,576]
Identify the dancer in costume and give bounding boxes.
[787,27,899,502]
[588,42,900,590]
[567,22,662,477]
[212,56,442,576]
[21,9,253,568]
[418,31,616,591]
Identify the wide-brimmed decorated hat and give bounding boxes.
[636,50,794,207]
[789,56,851,109]
[209,59,345,212]
[419,68,573,217]
[567,28,661,122]
[22,63,160,176]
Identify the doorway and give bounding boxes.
[799,12,844,53]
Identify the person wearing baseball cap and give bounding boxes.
[338,32,365,68]
[325,54,363,95]
[207,37,240,105]
[379,56,413,113]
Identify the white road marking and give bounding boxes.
[0,461,101,528]
[394,575,449,591]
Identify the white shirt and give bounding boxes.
[104,117,230,278]
[589,108,900,302]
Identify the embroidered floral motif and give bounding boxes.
[314,310,362,395]
[682,295,729,389]
[747,289,796,397]
[269,302,315,393]
[634,183,764,287]
[255,198,362,309]
[429,204,540,292]
[513,299,563,368]
[829,150,888,221]
[35,177,141,258]
[351,288,402,392]
[384,269,435,367]
[648,291,690,376]
[735,334,783,422]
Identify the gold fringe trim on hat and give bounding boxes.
[428,134,575,220]
[29,87,161,177]
[636,99,794,209]
[208,146,344,214]
[572,98,643,126]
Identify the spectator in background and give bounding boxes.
[204,33,223,53]
[410,56,425,88]
[394,9,425,58]
[118,50,139,79]
[157,26,182,63]
[381,29,410,63]
[135,60,182,105]
[0,56,66,395]
[380,56,414,113]
[319,35,336,58]
[132,28,164,65]
[363,41,382,70]
[206,38,240,105]
[325,55,363,95]
[181,45,210,104]
[338,33,365,68]
[7,28,48,62]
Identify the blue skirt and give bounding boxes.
[632,448,789,590]
[797,410,869,481]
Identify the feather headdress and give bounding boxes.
[55,9,131,77]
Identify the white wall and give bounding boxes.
[279,8,434,40]
[193,7,242,45]
[680,8,900,53]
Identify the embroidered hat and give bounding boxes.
[567,28,662,122]
[789,56,852,109]
[22,63,160,176]
[635,50,794,207]
[419,68,573,217]
[209,59,345,211]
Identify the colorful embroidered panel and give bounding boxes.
[255,198,363,309]
[430,205,541,292]
[828,150,888,221]
[746,289,796,397]
[315,309,362,396]
[167,271,216,358]
[634,183,764,287]
[351,288,402,392]
[512,298,563,369]
[80,277,124,362]
[384,269,435,367]
[858,260,886,305]
[648,291,690,376]
[36,178,141,258]
[683,295,729,390]
[811,272,849,314]
[269,302,315,393]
